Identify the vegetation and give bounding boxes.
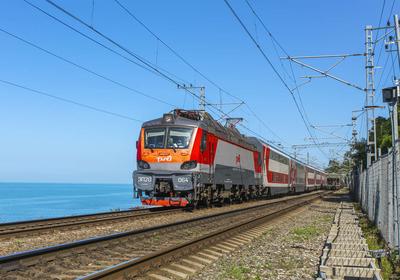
[373,116,393,155]
[326,116,396,173]
[221,264,250,280]
[290,225,320,241]
[355,203,400,280]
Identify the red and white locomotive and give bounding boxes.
[133,109,326,207]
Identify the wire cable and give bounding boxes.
[25,0,235,124]
[225,0,329,160]
[0,79,142,122]
[110,0,289,145]
[45,0,195,93]
[43,0,291,146]
[23,0,190,86]
[0,27,177,108]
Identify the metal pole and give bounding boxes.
[365,25,376,166]
[199,87,205,111]
[352,113,357,144]
[393,14,400,251]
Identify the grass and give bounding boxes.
[355,203,399,280]
[221,264,250,280]
[14,239,23,245]
[318,214,333,223]
[290,225,321,241]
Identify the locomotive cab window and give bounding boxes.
[166,127,193,149]
[144,128,166,149]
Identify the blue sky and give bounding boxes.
[0,0,395,183]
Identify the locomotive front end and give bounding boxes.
[133,112,200,207]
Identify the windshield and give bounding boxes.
[144,128,165,149]
[167,127,193,149]
[144,127,193,149]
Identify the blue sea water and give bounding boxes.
[0,183,141,223]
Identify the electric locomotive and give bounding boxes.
[133,109,326,207]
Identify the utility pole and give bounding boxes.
[393,14,400,252]
[365,25,377,166]
[394,15,400,143]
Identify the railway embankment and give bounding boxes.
[0,199,272,256]
[0,192,323,279]
[187,190,359,280]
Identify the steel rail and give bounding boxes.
[0,207,182,238]
[0,191,324,274]
[79,192,329,279]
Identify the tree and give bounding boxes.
[325,159,341,173]
[370,116,392,155]
[380,134,392,154]
[345,139,367,170]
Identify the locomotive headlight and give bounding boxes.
[137,160,150,169]
[180,160,197,170]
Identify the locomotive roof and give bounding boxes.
[142,109,326,175]
[142,109,257,151]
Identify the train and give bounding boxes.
[133,109,327,207]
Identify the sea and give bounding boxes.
[0,182,141,223]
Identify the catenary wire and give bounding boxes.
[227,0,329,160]
[43,0,291,146]
[23,0,291,149]
[0,27,177,108]
[110,0,289,145]
[25,0,237,124]
[23,0,191,86]
[0,79,142,122]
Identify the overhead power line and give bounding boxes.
[0,27,177,108]
[20,0,290,147]
[224,0,329,160]
[243,1,354,161]
[113,0,224,95]
[23,0,190,86]
[25,0,233,123]
[39,0,288,145]
[244,0,315,143]
[44,0,201,98]
[43,0,250,125]
[0,79,142,122]
[110,0,290,146]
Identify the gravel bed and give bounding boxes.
[191,194,344,280]
[0,199,283,256]
[1,198,311,279]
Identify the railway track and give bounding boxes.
[0,191,328,280]
[0,207,183,238]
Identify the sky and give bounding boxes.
[0,0,396,183]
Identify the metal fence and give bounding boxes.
[349,142,400,250]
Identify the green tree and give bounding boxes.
[369,116,393,155]
[325,159,341,173]
[345,140,367,170]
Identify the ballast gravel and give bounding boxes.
[0,198,293,256]
[191,193,345,280]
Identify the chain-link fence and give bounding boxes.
[349,142,400,250]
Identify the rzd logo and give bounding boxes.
[157,155,172,162]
